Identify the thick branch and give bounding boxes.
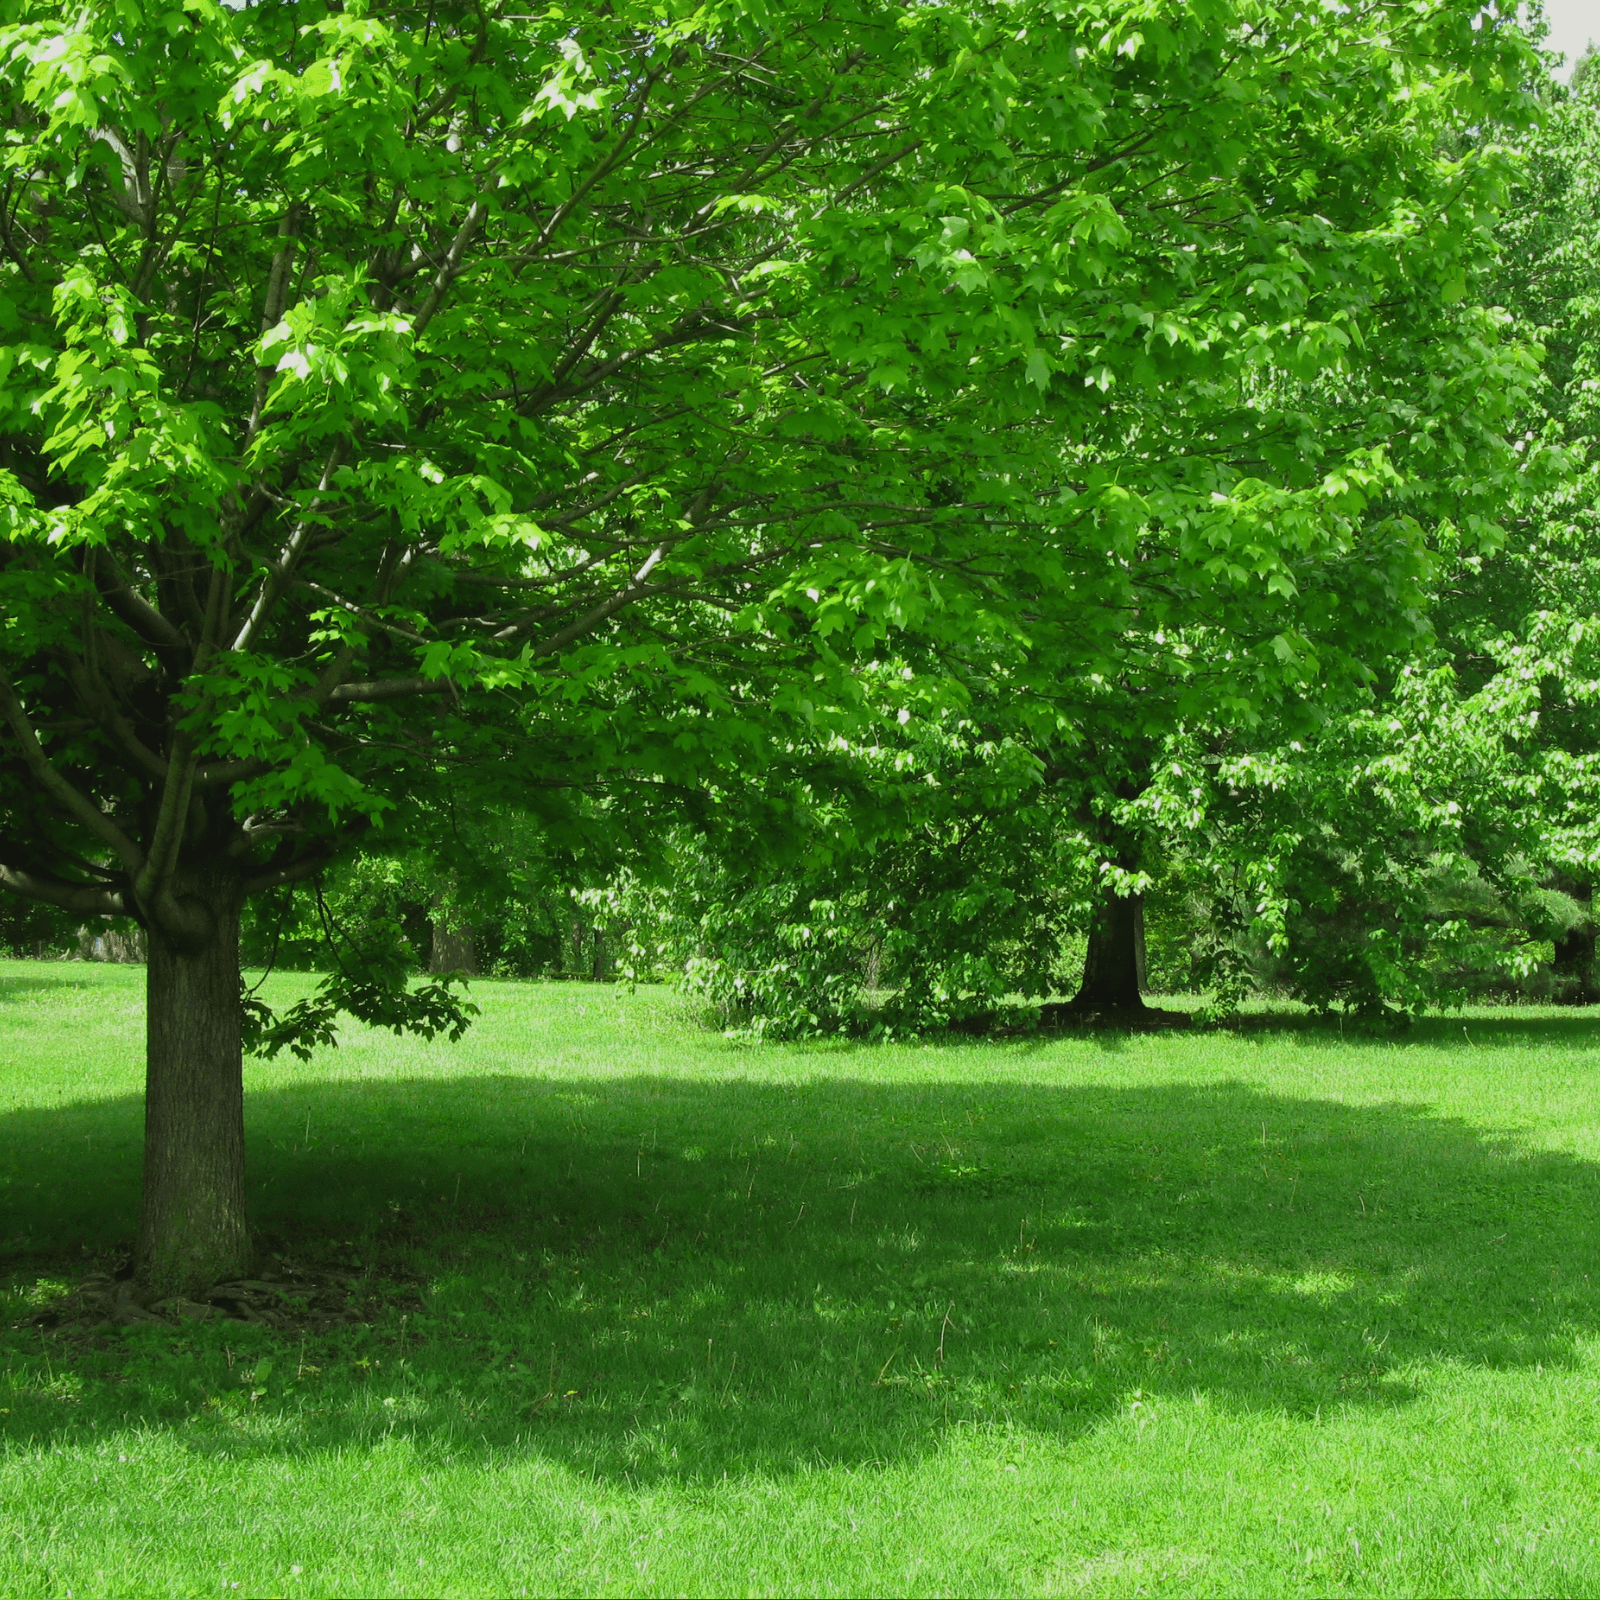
[0,672,146,880]
[194,756,270,792]
[243,851,336,895]
[133,732,199,905]
[91,554,187,653]
[0,862,126,917]
[328,677,452,703]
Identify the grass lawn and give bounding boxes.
[3,962,1600,1597]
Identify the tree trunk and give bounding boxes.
[76,924,147,963]
[863,936,883,993]
[1070,889,1147,1012]
[430,915,477,975]
[138,867,251,1298]
[1553,888,1598,1004]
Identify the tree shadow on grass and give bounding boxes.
[1005,1008,1600,1050]
[0,969,124,1003]
[3,1069,1599,1486]
[1415,1011,1600,1047]
[1216,1011,1600,1049]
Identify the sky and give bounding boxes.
[1536,0,1598,81]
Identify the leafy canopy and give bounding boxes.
[0,0,1541,1039]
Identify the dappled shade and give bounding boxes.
[5,1040,1599,1485]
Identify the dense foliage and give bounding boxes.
[0,0,1542,984]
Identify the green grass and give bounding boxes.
[4,961,1600,1597]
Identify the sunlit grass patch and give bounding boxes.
[3,963,1600,1595]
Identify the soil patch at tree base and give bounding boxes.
[946,1003,1193,1036]
[22,1252,423,1335]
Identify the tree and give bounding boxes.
[1433,56,1600,1000]
[1199,47,1600,1019]
[866,0,1547,1017]
[0,0,1540,1294]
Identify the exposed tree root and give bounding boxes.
[1038,1001,1193,1032]
[27,1254,421,1335]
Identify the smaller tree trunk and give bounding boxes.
[430,915,477,975]
[1553,888,1598,1004]
[1069,890,1147,1012]
[863,936,883,992]
[139,866,251,1298]
[76,924,147,963]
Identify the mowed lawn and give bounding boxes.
[3,963,1600,1597]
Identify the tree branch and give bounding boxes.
[60,654,170,782]
[245,202,304,446]
[133,733,199,907]
[328,677,452,703]
[0,671,146,880]
[0,862,125,917]
[90,553,187,653]
[243,851,336,895]
[411,194,490,341]
[515,542,670,652]
[193,756,270,792]
[519,62,668,263]
[231,439,348,653]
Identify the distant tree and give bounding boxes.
[0,893,75,959]
[1570,42,1596,95]
[1272,48,1600,1015]
[1444,56,1600,1000]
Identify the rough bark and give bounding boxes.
[138,865,251,1298]
[1069,889,1147,1012]
[430,914,477,975]
[76,924,147,962]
